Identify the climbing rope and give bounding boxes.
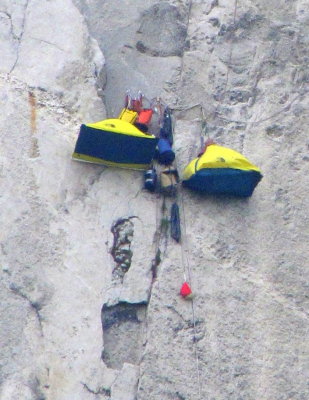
[178,185,203,400]
[213,0,238,119]
[179,0,194,83]
[170,86,309,128]
[173,7,240,397]
[170,120,203,399]
[146,94,204,397]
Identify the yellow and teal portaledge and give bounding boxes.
[72,119,158,170]
[182,144,262,197]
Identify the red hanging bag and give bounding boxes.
[180,282,192,298]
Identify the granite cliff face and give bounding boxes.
[1,1,309,399]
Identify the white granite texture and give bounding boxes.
[1,0,308,399]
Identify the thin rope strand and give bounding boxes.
[179,186,203,400]
[191,299,202,399]
[172,113,203,398]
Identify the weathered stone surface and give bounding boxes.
[111,363,140,400]
[73,0,182,116]
[0,0,105,120]
[136,2,188,57]
[102,303,146,370]
[1,0,309,400]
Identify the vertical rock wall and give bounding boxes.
[1,1,309,400]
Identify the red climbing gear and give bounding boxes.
[180,281,192,298]
[137,108,153,124]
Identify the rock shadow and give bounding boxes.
[101,302,147,369]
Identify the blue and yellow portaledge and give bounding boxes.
[182,144,262,197]
[72,119,158,170]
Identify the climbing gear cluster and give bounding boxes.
[71,86,263,400]
[72,87,263,297]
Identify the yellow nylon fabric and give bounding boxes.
[86,119,155,139]
[183,144,261,180]
[118,108,138,123]
[72,152,150,170]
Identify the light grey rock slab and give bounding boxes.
[111,363,140,400]
[0,0,107,395]
[1,0,309,400]
[0,0,106,120]
[135,1,309,399]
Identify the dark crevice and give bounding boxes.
[29,376,46,400]
[176,392,187,400]
[151,248,161,282]
[110,217,137,283]
[82,382,111,397]
[101,302,147,369]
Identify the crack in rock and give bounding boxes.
[82,382,111,397]
[28,36,65,52]
[110,217,137,283]
[9,0,30,74]
[218,11,264,40]
[9,283,44,334]
[0,11,18,40]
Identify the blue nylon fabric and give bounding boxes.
[182,168,262,197]
[157,138,175,165]
[74,125,158,165]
